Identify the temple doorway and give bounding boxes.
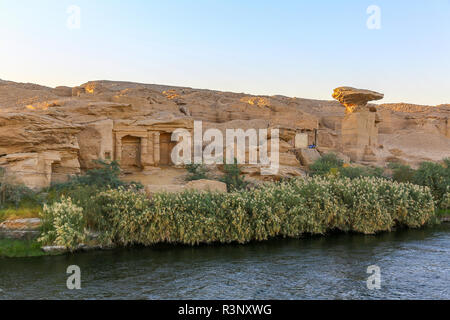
[159,132,175,165]
[121,135,141,169]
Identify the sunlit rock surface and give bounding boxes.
[332,87,384,113]
[0,80,449,189]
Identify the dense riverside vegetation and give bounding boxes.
[38,176,436,249]
[0,161,142,257]
[1,156,448,254]
[309,154,450,211]
[0,161,141,223]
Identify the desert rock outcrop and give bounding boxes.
[332,87,384,113]
[332,87,385,162]
[0,79,449,189]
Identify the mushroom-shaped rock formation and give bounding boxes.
[332,87,384,113]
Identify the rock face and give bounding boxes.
[0,80,449,188]
[145,184,186,195]
[145,179,227,196]
[340,111,380,162]
[332,87,384,113]
[296,148,321,166]
[185,179,227,193]
[0,218,41,240]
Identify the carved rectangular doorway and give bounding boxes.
[159,132,175,165]
[121,135,141,170]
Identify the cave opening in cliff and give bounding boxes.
[159,132,176,166]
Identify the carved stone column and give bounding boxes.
[147,131,154,164]
[140,136,152,169]
[115,133,122,162]
[153,132,160,166]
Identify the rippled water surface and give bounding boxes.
[1,224,449,299]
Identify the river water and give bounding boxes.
[0,224,449,300]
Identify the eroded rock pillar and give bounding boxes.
[332,87,384,162]
[341,110,378,161]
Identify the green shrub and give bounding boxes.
[388,160,449,210]
[50,160,133,191]
[0,183,35,208]
[413,161,449,209]
[310,156,450,211]
[441,186,450,210]
[185,164,209,181]
[309,153,344,176]
[45,184,103,229]
[309,154,384,179]
[0,205,41,223]
[388,163,415,183]
[38,197,86,250]
[0,168,37,208]
[220,161,248,191]
[444,158,450,169]
[339,166,384,179]
[329,177,434,232]
[44,160,142,228]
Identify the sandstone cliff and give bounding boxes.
[0,79,449,189]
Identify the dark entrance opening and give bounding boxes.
[159,132,176,165]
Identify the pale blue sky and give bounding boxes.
[0,0,449,105]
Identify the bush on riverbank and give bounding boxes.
[45,160,142,204]
[442,187,450,210]
[0,205,41,223]
[309,154,384,179]
[0,168,40,212]
[309,154,450,210]
[38,197,86,250]
[0,169,42,222]
[389,160,450,210]
[0,161,142,224]
[39,176,436,248]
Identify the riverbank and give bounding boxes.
[0,239,47,258]
[2,219,449,259]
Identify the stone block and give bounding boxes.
[297,148,321,166]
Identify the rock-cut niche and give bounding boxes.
[121,135,142,170]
